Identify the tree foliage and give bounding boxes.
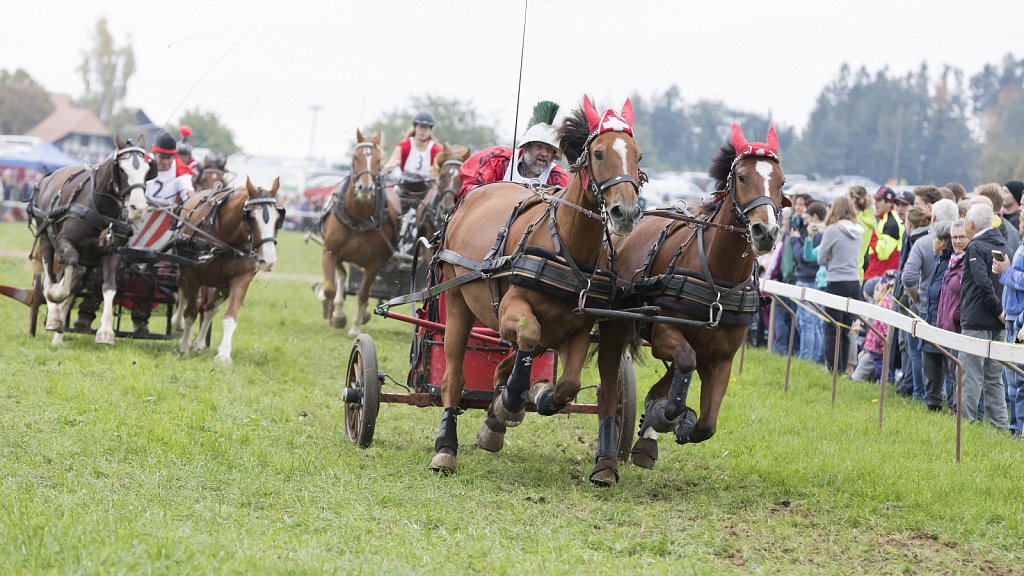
[77,17,135,125]
[365,95,501,153]
[0,69,53,134]
[176,109,240,155]
[970,54,1024,181]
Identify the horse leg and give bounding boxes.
[348,262,378,337]
[95,254,121,345]
[321,251,345,328]
[193,292,223,353]
[475,355,515,453]
[489,298,542,427]
[680,361,732,444]
[177,273,200,356]
[591,321,631,485]
[430,287,474,474]
[631,325,698,464]
[47,239,79,303]
[533,328,589,415]
[214,276,253,364]
[41,257,64,331]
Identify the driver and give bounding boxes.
[381,111,443,250]
[456,101,568,204]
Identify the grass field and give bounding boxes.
[1,220,1022,574]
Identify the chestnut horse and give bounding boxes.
[29,134,151,345]
[319,129,400,335]
[193,154,231,191]
[172,177,284,363]
[596,124,785,472]
[430,97,643,482]
[418,143,470,242]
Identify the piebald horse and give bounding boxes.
[319,129,400,335]
[172,177,285,363]
[430,97,643,481]
[596,124,785,474]
[29,134,151,345]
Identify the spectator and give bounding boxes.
[937,187,956,202]
[1001,180,1023,230]
[860,271,897,382]
[770,205,800,355]
[921,220,954,411]
[790,200,826,363]
[974,183,1020,254]
[946,182,967,203]
[991,213,1024,436]
[849,185,875,280]
[815,196,863,372]
[937,220,969,410]
[959,203,1009,429]
[895,205,933,399]
[894,190,913,222]
[865,185,904,280]
[913,185,943,212]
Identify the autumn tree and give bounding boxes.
[0,69,54,134]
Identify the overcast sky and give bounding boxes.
[3,1,1020,162]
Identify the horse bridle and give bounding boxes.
[568,130,647,221]
[350,141,382,192]
[109,145,149,199]
[723,157,782,232]
[243,196,287,249]
[430,159,463,219]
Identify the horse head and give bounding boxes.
[351,129,382,202]
[432,143,471,225]
[566,96,643,236]
[196,155,230,190]
[244,176,285,272]
[113,133,151,221]
[718,123,785,255]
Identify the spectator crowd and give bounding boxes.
[761,180,1024,437]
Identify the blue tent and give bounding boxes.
[0,141,80,172]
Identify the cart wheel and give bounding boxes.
[343,333,380,448]
[29,273,42,338]
[616,352,638,462]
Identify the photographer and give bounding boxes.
[789,200,827,363]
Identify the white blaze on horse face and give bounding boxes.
[612,138,629,177]
[118,153,150,221]
[755,160,778,229]
[254,205,279,271]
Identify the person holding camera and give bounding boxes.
[789,200,827,363]
[992,211,1024,436]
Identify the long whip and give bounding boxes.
[508,0,529,159]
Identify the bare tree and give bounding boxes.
[77,18,135,125]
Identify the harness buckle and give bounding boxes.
[709,292,723,327]
[575,278,592,314]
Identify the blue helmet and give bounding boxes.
[412,111,435,127]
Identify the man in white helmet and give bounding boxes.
[457,101,568,204]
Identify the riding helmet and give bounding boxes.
[152,133,177,155]
[412,111,435,127]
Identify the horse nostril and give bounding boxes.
[609,204,626,221]
[631,205,642,220]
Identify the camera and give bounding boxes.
[791,214,805,235]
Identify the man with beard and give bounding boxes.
[456,101,569,204]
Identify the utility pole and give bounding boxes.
[309,105,321,159]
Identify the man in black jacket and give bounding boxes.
[959,203,1010,428]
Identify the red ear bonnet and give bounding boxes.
[582,95,635,137]
[731,122,781,163]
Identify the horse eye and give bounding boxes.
[738,175,746,184]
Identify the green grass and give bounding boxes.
[0,221,1022,574]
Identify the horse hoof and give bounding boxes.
[475,421,505,453]
[589,458,619,487]
[45,319,63,331]
[630,437,659,469]
[50,332,64,346]
[429,450,456,475]
[491,393,525,428]
[95,329,115,345]
[673,408,698,444]
[643,397,678,433]
[330,316,347,329]
[347,326,362,337]
[214,354,232,365]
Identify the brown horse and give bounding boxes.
[29,134,151,345]
[417,143,470,242]
[318,129,400,336]
[429,97,643,480]
[193,154,231,191]
[596,123,785,473]
[172,177,284,363]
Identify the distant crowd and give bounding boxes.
[760,180,1024,437]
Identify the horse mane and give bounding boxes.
[709,141,737,193]
[94,152,116,190]
[556,105,590,166]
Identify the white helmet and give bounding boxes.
[519,123,559,150]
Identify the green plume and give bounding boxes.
[529,100,559,127]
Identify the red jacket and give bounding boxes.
[457,146,569,202]
[399,138,442,171]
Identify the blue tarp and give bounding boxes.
[0,141,80,171]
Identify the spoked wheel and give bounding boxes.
[343,334,380,448]
[616,352,638,461]
[29,273,43,338]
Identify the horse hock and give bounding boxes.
[429,407,459,474]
